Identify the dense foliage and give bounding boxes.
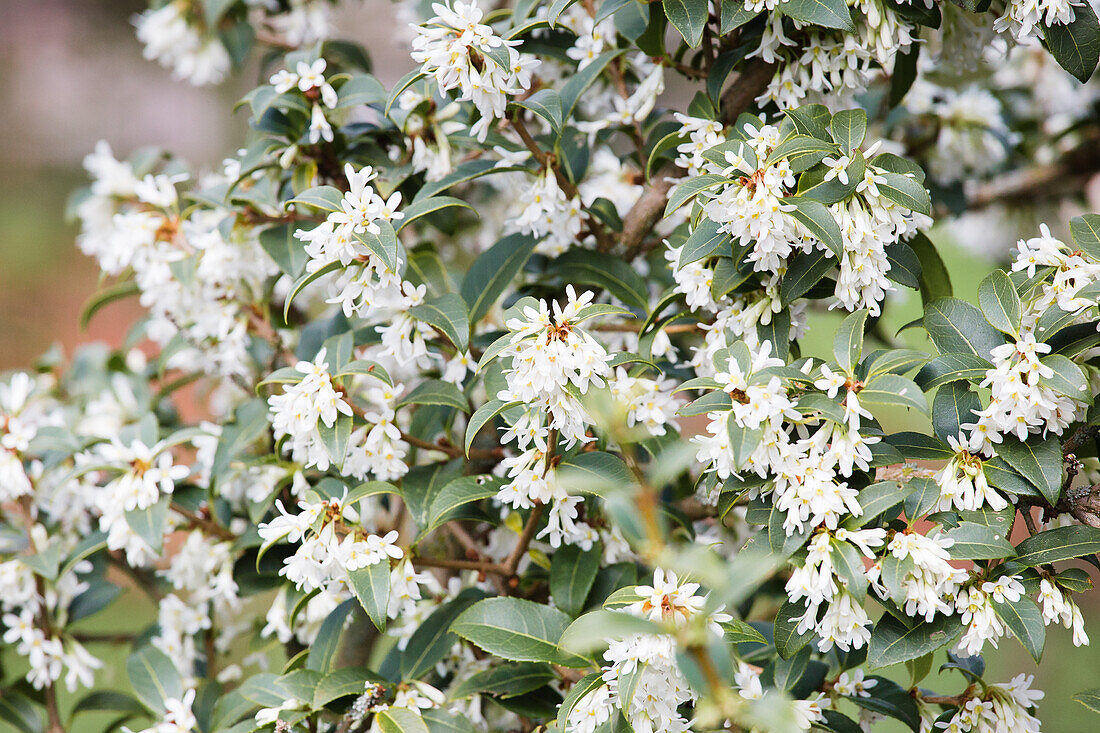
[3,0,1100,732]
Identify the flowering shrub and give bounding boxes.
[4,0,1100,732]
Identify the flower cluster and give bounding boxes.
[410,0,538,140]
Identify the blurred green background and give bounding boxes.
[0,1,1097,730]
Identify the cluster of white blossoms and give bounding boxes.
[935,438,1010,513]
[2,608,101,693]
[564,570,753,733]
[0,372,37,503]
[152,531,242,682]
[957,225,1100,455]
[514,168,585,256]
[269,347,355,471]
[271,58,341,144]
[930,674,1044,733]
[297,163,407,315]
[498,287,613,445]
[133,2,231,86]
[697,341,879,535]
[994,0,1081,42]
[752,11,916,109]
[683,119,928,320]
[1037,576,1089,646]
[76,142,277,377]
[410,0,539,140]
[259,490,408,597]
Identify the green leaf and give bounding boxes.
[850,676,921,730]
[72,691,147,720]
[1044,7,1100,83]
[784,104,833,140]
[283,260,342,320]
[560,50,624,122]
[127,646,183,712]
[125,495,171,554]
[942,522,1015,560]
[1070,212,1100,258]
[551,544,602,616]
[334,73,387,109]
[401,589,486,679]
[846,480,911,529]
[996,596,1045,663]
[726,420,764,468]
[313,668,383,709]
[415,158,517,202]
[306,598,356,673]
[450,662,556,700]
[665,174,728,216]
[923,297,1005,359]
[385,69,427,118]
[211,398,270,481]
[461,233,539,323]
[1041,353,1091,400]
[80,280,141,330]
[396,196,475,234]
[664,0,708,45]
[773,599,815,659]
[287,185,344,213]
[1074,688,1100,714]
[832,539,869,600]
[399,380,468,413]
[885,241,922,289]
[556,451,633,497]
[549,249,650,310]
[867,613,960,669]
[768,135,836,172]
[426,475,503,532]
[465,399,523,456]
[353,220,401,273]
[908,231,952,304]
[833,309,868,375]
[548,0,581,26]
[317,412,352,471]
[453,597,588,666]
[876,172,931,215]
[335,359,393,385]
[0,690,43,733]
[781,0,855,30]
[679,219,728,267]
[720,0,759,31]
[513,89,564,136]
[783,197,844,257]
[978,270,1021,337]
[931,381,980,444]
[556,673,606,729]
[409,290,473,352]
[780,249,834,304]
[829,109,867,154]
[348,561,391,632]
[861,374,928,414]
[376,708,430,733]
[914,353,991,390]
[1013,525,1100,566]
[997,436,1062,505]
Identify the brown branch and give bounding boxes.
[503,503,545,577]
[171,503,236,541]
[966,133,1100,210]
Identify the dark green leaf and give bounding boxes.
[461,233,538,323]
